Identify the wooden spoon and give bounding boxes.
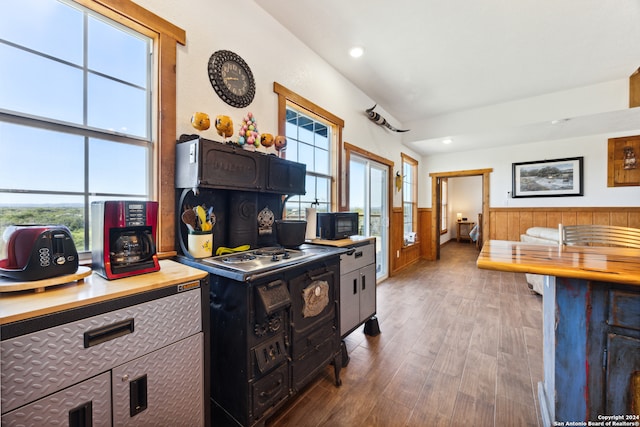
[181,209,196,232]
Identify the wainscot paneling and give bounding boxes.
[391,207,421,275]
[419,208,433,260]
[489,207,640,241]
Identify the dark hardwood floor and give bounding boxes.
[266,242,543,427]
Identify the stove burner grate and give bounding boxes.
[222,254,257,264]
[254,246,288,256]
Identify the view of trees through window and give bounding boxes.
[0,0,153,255]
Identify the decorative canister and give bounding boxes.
[187,231,213,258]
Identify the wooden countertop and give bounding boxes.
[477,240,640,286]
[0,260,207,325]
[309,236,375,247]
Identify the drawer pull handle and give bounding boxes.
[84,318,134,348]
[362,275,366,291]
[354,251,363,259]
[129,374,148,417]
[69,401,93,427]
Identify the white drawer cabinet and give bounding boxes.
[1,283,205,427]
[339,240,376,337]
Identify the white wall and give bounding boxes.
[450,176,482,229]
[135,0,419,208]
[440,176,483,244]
[420,129,640,208]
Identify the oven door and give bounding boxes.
[287,261,338,358]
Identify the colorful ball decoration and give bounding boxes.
[215,115,233,138]
[191,112,210,131]
[237,112,260,147]
[274,135,287,152]
[260,133,274,148]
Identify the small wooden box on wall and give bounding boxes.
[631,67,640,108]
[608,135,640,187]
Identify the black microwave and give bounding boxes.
[316,212,359,240]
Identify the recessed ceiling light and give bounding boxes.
[349,46,364,58]
[442,138,453,144]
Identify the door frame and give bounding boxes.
[429,168,492,260]
[344,142,393,277]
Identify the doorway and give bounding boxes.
[350,154,389,280]
[344,142,393,281]
[429,169,492,260]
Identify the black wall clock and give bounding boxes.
[208,50,256,108]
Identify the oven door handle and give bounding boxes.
[308,270,333,282]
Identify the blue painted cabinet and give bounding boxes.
[538,277,640,427]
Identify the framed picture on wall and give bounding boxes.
[512,157,584,198]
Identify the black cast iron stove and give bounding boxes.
[179,244,343,427]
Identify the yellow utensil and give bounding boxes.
[215,245,250,256]
[195,205,207,230]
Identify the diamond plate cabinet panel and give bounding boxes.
[2,372,112,427]
[112,333,203,427]
[1,281,205,427]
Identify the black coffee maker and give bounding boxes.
[91,201,160,280]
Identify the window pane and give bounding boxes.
[88,73,147,137]
[298,143,314,171]
[0,123,84,192]
[89,139,148,195]
[88,16,148,87]
[0,194,86,253]
[0,44,84,123]
[315,176,330,205]
[0,0,83,65]
[299,117,314,144]
[315,147,329,175]
[285,121,298,140]
[314,124,328,150]
[285,138,297,162]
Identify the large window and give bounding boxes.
[274,83,344,219]
[401,153,418,245]
[0,0,152,254]
[284,108,332,217]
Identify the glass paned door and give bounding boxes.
[350,155,389,281]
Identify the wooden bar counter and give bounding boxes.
[477,240,640,427]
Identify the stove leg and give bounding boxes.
[340,340,350,367]
[364,316,381,336]
[333,351,342,387]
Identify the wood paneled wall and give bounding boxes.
[488,207,640,242]
[390,206,639,276]
[390,207,421,274]
[419,208,433,260]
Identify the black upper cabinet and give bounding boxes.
[266,155,306,195]
[175,136,306,195]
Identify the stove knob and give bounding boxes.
[271,254,279,262]
[283,252,291,259]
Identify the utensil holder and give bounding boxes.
[187,231,213,258]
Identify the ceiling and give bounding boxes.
[254,0,640,155]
